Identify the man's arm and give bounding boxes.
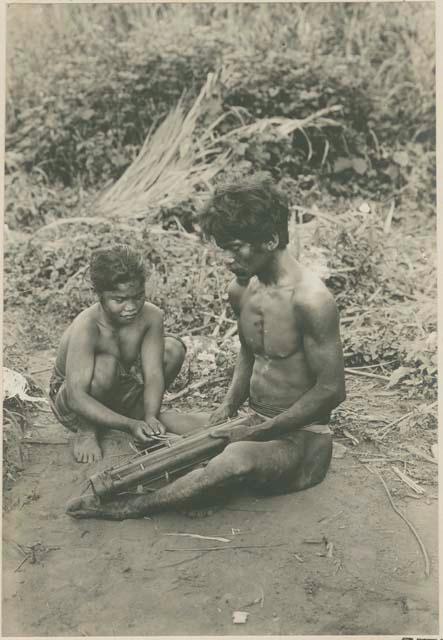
[219,340,254,413]
[65,321,135,433]
[272,293,345,432]
[218,291,345,439]
[209,279,254,424]
[140,306,166,427]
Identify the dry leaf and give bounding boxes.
[352,157,368,175]
[386,366,412,389]
[232,611,249,624]
[332,442,347,459]
[343,429,359,445]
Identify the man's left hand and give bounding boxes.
[144,416,167,437]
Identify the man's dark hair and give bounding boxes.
[199,175,289,248]
[90,244,145,293]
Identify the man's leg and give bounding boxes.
[68,339,185,462]
[294,431,333,491]
[124,337,188,422]
[72,354,120,463]
[160,410,211,436]
[66,440,258,518]
[66,432,331,519]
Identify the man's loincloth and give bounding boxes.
[246,399,332,436]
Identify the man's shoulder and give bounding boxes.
[140,301,164,326]
[292,268,337,316]
[70,304,99,329]
[227,277,248,312]
[66,305,101,345]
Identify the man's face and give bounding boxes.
[218,238,271,283]
[100,279,146,325]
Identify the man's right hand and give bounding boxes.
[208,404,235,426]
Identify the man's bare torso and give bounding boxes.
[55,302,156,376]
[235,266,331,421]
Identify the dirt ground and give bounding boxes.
[2,349,439,636]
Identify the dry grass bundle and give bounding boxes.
[94,91,342,222]
[216,105,343,163]
[95,73,229,220]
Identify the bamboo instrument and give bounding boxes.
[89,415,250,498]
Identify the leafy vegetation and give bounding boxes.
[4,3,436,400]
[6,4,435,224]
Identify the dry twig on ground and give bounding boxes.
[367,465,430,577]
[165,543,283,552]
[164,375,227,402]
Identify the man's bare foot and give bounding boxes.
[66,494,143,520]
[73,431,102,464]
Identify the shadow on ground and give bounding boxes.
[2,357,438,636]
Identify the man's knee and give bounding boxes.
[212,441,256,478]
[295,435,332,491]
[164,337,186,369]
[90,354,119,398]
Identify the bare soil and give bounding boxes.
[2,349,438,636]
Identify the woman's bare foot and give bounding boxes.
[73,431,102,464]
[66,494,143,520]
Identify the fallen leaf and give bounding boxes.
[333,157,353,173]
[232,611,249,624]
[383,163,400,181]
[386,366,412,389]
[393,150,409,167]
[79,108,95,121]
[332,442,347,459]
[343,429,359,445]
[359,202,371,214]
[352,158,368,175]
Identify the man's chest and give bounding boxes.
[97,326,144,367]
[239,287,302,357]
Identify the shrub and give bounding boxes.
[6,3,435,210]
[4,221,232,337]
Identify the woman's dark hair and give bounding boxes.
[199,175,289,248]
[89,244,145,293]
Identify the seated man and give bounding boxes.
[67,175,345,518]
[49,244,186,463]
